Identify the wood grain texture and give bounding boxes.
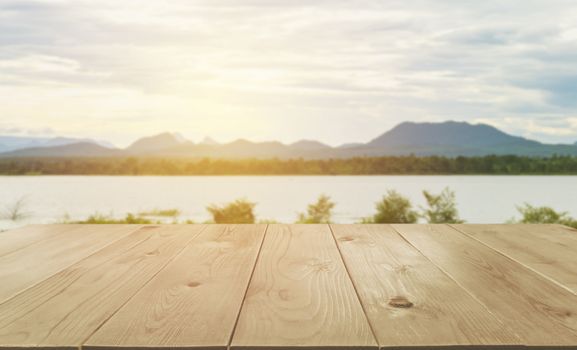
[0,224,83,257]
[331,224,520,348]
[231,224,377,350]
[394,224,577,347]
[453,224,577,294]
[2,224,577,350]
[85,224,267,350]
[0,224,143,303]
[0,225,205,350]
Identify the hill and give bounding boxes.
[0,142,119,157]
[354,121,577,157]
[1,121,577,158]
[0,135,112,153]
[125,132,188,153]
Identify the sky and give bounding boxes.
[1,0,577,147]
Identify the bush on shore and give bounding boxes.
[297,194,335,224]
[513,204,577,228]
[37,188,576,228]
[363,190,419,223]
[421,187,464,224]
[207,199,256,224]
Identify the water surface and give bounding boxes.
[1,176,576,229]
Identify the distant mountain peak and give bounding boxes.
[172,132,187,143]
[200,136,219,145]
[367,120,538,149]
[126,132,188,152]
[338,142,364,149]
[289,139,330,150]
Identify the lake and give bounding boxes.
[1,175,576,229]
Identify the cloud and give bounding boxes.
[0,123,55,136]
[0,0,577,144]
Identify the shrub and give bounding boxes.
[1,196,31,221]
[297,194,335,224]
[421,188,464,223]
[207,199,256,224]
[364,190,418,223]
[514,204,577,228]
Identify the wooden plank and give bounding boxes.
[453,224,577,294]
[0,224,143,303]
[331,224,520,348]
[0,225,205,350]
[0,224,84,257]
[84,224,267,350]
[231,224,377,350]
[394,224,577,347]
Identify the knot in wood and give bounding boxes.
[388,296,413,308]
[145,249,160,256]
[394,265,410,273]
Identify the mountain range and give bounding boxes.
[0,135,113,154]
[1,121,577,159]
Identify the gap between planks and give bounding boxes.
[392,224,577,346]
[0,225,146,305]
[225,224,269,350]
[3,224,575,349]
[229,224,377,350]
[390,224,525,345]
[79,224,211,347]
[327,224,380,346]
[333,224,521,348]
[0,225,208,350]
[450,224,577,295]
[82,225,267,350]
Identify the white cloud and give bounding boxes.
[1,0,577,145]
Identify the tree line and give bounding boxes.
[2,154,577,175]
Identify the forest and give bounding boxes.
[1,154,577,175]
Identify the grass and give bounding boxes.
[138,208,181,217]
[58,207,184,225]
[8,192,576,227]
[75,213,155,224]
[1,197,31,221]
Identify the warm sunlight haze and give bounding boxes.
[1,1,577,146]
[2,2,577,349]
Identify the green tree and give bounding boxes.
[421,187,464,223]
[207,198,256,224]
[364,190,418,223]
[514,204,577,228]
[297,194,335,223]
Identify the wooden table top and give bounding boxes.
[0,224,577,349]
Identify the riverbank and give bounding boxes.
[2,175,576,230]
